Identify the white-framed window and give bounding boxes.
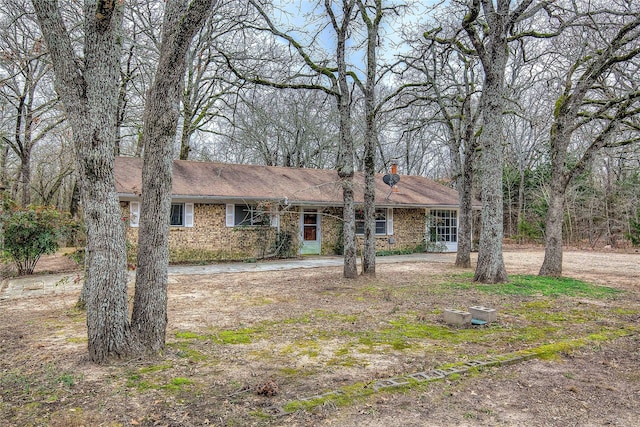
[170,203,194,227]
[129,201,193,227]
[170,203,184,226]
[355,208,393,235]
[226,203,278,227]
[429,209,457,243]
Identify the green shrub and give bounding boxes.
[1,204,75,275]
[272,231,295,258]
[515,219,543,242]
[625,210,640,247]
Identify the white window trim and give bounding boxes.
[226,203,278,228]
[270,204,280,228]
[428,209,457,243]
[226,204,235,227]
[169,202,194,227]
[129,201,140,228]
[184,203,194,227]
[356,207,393,236]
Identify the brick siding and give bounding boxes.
[122,202,430,261]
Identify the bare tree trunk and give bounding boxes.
[540,180,565,276]
[32,0,132,363]
[516,168,525,242]
[473,70,508,283]
[115,45,135,156]
[131,0,215,353]
[463,0,513,283]
[337,87,357,278]
[179,102,193,160]
[19,149,31,206]
[332,0,357,279]
[455,132,478,268]
[0,139,8,187]
[359,0,382,277]
[341,172,357,278]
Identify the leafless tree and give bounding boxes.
[398,19,483,267]
[426,0,562,283]
[32,0,131,362]
[179,3,239,160]
[0,1,64,205]
[226,0,360,278]
[32,0,217,362]
[221,87,339,167]
[539,1,640,276]
[131,0,217,355]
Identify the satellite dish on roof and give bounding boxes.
[383,173,400,187]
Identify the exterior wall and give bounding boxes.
[122,201,300,262]
[319,207,428,255]
[384,208,426,251]
[320,207,343,255]
[121,201,438,261]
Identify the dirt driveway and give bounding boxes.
[1,248,639,426]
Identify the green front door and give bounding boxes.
[300,209,320,255]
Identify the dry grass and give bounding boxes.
[1,249,639,426]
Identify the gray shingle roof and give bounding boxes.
[115,156,466,208]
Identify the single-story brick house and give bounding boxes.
[115,156,472,261]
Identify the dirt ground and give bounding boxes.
[1,247,639,426]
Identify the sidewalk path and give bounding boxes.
[1,253,455,301]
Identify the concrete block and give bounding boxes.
[444,309,472,325]
[469,306,497,323]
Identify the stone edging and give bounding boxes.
[264,350,540,416]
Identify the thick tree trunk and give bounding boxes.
[360,2,380,277]
[131,0,215,353]
[464,0,510,284]
[81,154,132,361]
[362,155,376,276]
[338,91,357,279]
[341,177,357,278]
[334,3,357,279]
[539,118,572,277]
[539,185,565,276]
[32,0,131,363]
[455,136,477,268]
[78,3,132,362]
[473,71,508,282]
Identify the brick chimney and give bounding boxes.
[391,163,399,192]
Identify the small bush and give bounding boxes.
[271,231,295,258]
[1,204,76,275]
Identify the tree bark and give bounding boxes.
[337,88,357,278]
[455,131,478,268]
[539,12,640,276]
[331,0,358,279]
[473,69,508,283]
[131,0,215,353]
[539,181,565,276]
[516,167,525,242]
[0,139,8,188]
[359,0,382,277]
[463,0,514,283]
[32,0,131,362]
